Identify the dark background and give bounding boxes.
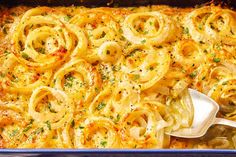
[0,0,235,8]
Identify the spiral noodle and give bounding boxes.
[205,9,236,45]
[119,101,168,148]
[0,54,52,93]
[75,117,120,148]
[121,45,170,90]
[172,40,205,68]
[89,80,140,118]
[0,104,27,148]
[122,12,178,45]
[186,6,236,45]
[70,9,121,62]
[53,59,101,104]
[198,63,235,94]
[28,86,74,129]
[208,78,236,116]
[0,104,25,127]
[12,7,87,70]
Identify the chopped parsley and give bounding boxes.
[183,27,189,35]
[66,75,74,82]
[127,49,138,58]
[112,64,121,72]
[38,48,45,54]
[114,114,121,123]
[35,127,44,134]
[0,72,5,77]
[45,121,51,130]
[23,125,32,133]
[189,71,197,78]
[64,15,71,22]
[10,129,19,137]
[64,74,75,88]
[222,81,228,85]
[215,44,222,50]
[22,53,30,60]
[12,74,18,82]
[96,102,106,110]
[48,102,57,113]
[95,87,99,93]
[4,50,10,55]
[133,74,140,80]
[213,58,221,63]
[100,141,107,147]
[198,24,203,30]
[141,39,146,44]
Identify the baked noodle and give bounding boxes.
[0,5,236,149]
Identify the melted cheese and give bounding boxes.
[0,5,235,149]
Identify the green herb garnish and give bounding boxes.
[23,125,32,133]
[96,102,106,110]
[141,39,146,44]
[189,71,197,78]
[22,53,30,60]
[64,15,71,22]
[183,27,189,35]
[45,121,51,130]
[213,58,220,63]
[100,141,107,147]
[10,129,19,137]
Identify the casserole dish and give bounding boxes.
[0,0,236,156]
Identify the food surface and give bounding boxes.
[0,5,235,148]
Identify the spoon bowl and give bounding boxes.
[167,88,236,138]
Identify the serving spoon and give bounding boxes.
[167,88,236,138]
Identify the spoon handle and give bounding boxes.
[214,118,236,128]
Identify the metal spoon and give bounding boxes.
[167,88,236,138]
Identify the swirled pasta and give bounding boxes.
[70,9,122,62]
[122,12,179,45]
[172,40,205,68]
[52,59,101,105]
[0,103,28,148]
[74,117,120,148]
[208,78,236,116]
[0,5,236,149]
[186,6,236,45]
[11,7,87,70]
[121,45,170,90]
[0,54,52,93]
[28,86,74,129]
[119,101,168,148]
